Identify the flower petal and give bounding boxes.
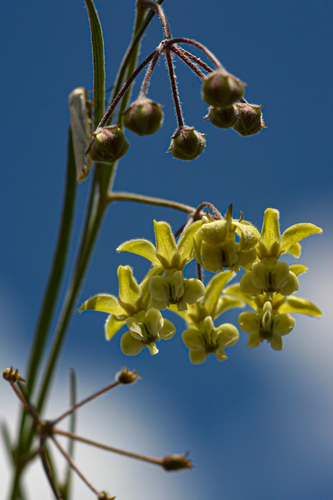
[117,266,141,307]
[105,315,126,340]
[117,239,160,266]
[201,271,235,316]
[78,294,126,315]
[270,334,283,351]
[238,311,260,334]
[189,350,208,364]
[154,220,177,267]
[216,323,239,347]
[120,331,144,355]
[278,296,322,317]
[247,333,261,348]
[159,319,176,339]
[280,223,322,255]
[182,329,205,350]
[145,308,163,334]
[258,208,281,258]
[177,220,204,267]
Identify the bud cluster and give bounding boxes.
[79,205,322,361]
[83,1,267,175]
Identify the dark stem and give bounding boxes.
[53,429,163,468]
[39,441,63,500]
[92,49,158,135]
[196,261,203,282]
[139,47,163,98]
[171,45,213,74]
[52,380,120,426]
[140,1,171,39]
[165,50,185,128]
[170,46,205,78]
[52,436,99,496]
[169,37,223,69]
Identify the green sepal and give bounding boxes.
[117,239,160,266]
[78,294,126,316]
[258,208,281,258]
[233,220,260,251]
[280,223,322,254]
[105,315,126,340]
[278,297,322,317]
[154,220,178,267]
[288,264,307,276]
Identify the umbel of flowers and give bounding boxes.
[79,206,322,361]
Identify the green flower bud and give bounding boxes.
[201,70,244,107]
[273,313,295,336]
[168,126,206,161]
[233,103,266,136]
[87,125,130,163]
[278,271,299,296]
[123,98,164,136]
[162,453,193,471]
[206,105,238,129]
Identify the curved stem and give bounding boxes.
[170,45,205,78]
[171,45,213,74]
[108,191,195,214]
[140,1,171,39]
[169,37,223,69]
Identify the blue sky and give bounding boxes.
[1,1,333,499]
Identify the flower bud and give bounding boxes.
[168,126,206,161]
[162,453,193,471]
[201,70,244,107]
[233,103,266,136]
[87,125,130,163]
[206,105,238,129]
[123,98,164,136]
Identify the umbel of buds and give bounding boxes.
[206,105,239,129]
[201,69,245,108]
[87,125,130,163]
[123,98,164,136]
[168,126,206,161]
[233,103,266,136]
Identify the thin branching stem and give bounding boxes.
[166,50,185,129]
[170,46,205,78]
[139,47,163,98]
[52,380,120,426]
[140,1,171,39]
[53,429,163,468]
[93,49,158,134]
[194,201,224,220]
[10,383,41,427]
[170,37,223,69]
[172,45,213,74]
[52,436,100,496]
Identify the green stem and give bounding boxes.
[108,191,195,214]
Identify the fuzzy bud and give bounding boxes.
[123,98,164,136]
[168,126,206,161]
[201,70,244,107]
[233,103,266,136]
[206,105,238,129]
[87,125,130,163]
[161,453,193,471]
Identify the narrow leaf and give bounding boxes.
[224,284,258,311]
[288,264,307,276]
[213,295,244,319]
